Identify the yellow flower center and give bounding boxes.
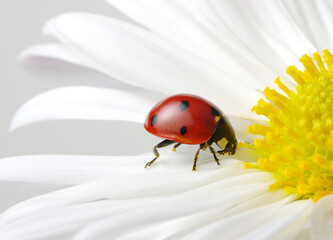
[241,50,333,202]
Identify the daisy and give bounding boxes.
[2,0,333,239]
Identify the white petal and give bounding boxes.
[0,201,115,240]
[72,175,273,240]
[45,11,267,88]
[0,143,258,185]
[273,220,310,240]
[163,195,311,240]
[19,43,86,67]
[106,0,279,85]
[37,12,263,117]
[10,86,156,131]
[163,190,290,240]
[0,200,152,240]
[310,194,333,240]
[282,0,333,52]
[1,166,269,226]
[294,228,311,240]
[0,177,267,240]
[0,154,149,185]
[106,0,312,86]
[0,150,221,185]
[229,0,317,57]
[241,199,312,240]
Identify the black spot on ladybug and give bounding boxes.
[180,126,187,135]
[179,100,190,112]
[211,107,220,116]
[151,114,157,126]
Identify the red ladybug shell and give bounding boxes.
[144,94,222,144]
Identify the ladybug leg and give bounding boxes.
[208,145,220,166]
[217,142,233,155]
[145,139,175,168]
[172,143,182,152]
[192,143,205,171]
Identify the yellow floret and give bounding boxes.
[246,50,333,201]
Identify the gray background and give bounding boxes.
[1,0,157,211]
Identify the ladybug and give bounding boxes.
[144,94,238,171]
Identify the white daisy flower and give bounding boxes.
[2,0,333,239]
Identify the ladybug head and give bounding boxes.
[210,117,238,155]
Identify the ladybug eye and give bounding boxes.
[179,100,190,112]
[180,126,187,135]
[151,114,157,126]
